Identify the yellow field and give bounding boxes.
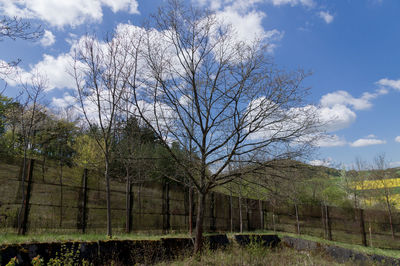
[354,178,400,190]
[354,178,400,208]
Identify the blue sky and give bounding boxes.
[1,0,400,168]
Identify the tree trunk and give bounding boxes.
[272,205,276,233]
[246,199,250,231]
[81,168,88,233]
[105,159,112,237]
[259,200,264,230]
[359,208,367,246]
[210,192,216,232]
[239,194,243,233]
[193,192,206,254]
[369,221,373,248]
[321,204,327,239]
[386,197,395,240]
[125,168,131,233]
[17,149,28,235]
[325,205,332,241]
[295,203,300,234]
[59,163,63,228]
[41,157,46,183]
[189,186,193,235]
[162,179,170,233]
[230,192,233,232]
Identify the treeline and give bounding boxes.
[0,91,190,232]
[0,93,184,177]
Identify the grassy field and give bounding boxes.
[267,231,400,259]
[2,230,400,260]
[0,231,190,245]
[157,243,361,266]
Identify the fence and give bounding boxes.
[0,158,399,250]
[0,158,262,234]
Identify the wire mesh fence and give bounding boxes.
[0,158,399,250]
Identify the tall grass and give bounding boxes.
[157,244,353,266]
[235,230,400,259]
[0,230,190,245]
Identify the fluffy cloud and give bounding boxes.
[0,0,139,28]
[195,0,314,8]
[100,0,138,14]
[51,93,76,109]
[376,78,400,90]
[309,158,332,167]
[30,53,76,90]
[40,30,55,47]
[315,134,347,147]
[390,161,400,167]
[269,0,314,7]
[320,89,387,111]
[192,0,283,51]
[350,136,386,147]
[395,136,400,143]
[5,53,75,91]
[316,88,388,133]
[319,11,334,24]
[216,8,283,51]
[318,104,356,132]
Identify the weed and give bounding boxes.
[46,243,93,266]
[5,257,18,266]
[31,255,44,266]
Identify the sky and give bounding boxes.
[0,0,400,168]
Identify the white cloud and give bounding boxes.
[350,136,386,147]
[320,90,386,111]
[0,0,139,28]
[389,161,400,168]
[376,78,400,90]
[194,0,264,10]
[29,53,76,90]
[309,158,332,167]
[318,104,356,132]
[51,93,76,109]
[216,8,283,51]
[395,136,400,143]
[192,0,284,52]
[316,134,347,147]
[195,0,314,9]
[40,30,55,47]
[319,11,334,24]
[316,88,388,133]
[100,0,139,14]
[5,53,75,91]
[269,0,314,7]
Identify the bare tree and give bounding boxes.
[0,17,42,41]
[341,157,369,210]
[372,154,396,240]
[0,17,43,80]
[15,73,47,234]
[127,0,319,252]
[72,31,140,237]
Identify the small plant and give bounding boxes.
[47,258,62,266]
[5,257,18,266]
[81,259,92,266]
[245,237,269,265]
[31,255,44,266]
[47,243,83,266]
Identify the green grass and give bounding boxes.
[0,231,191,245]
[157,243,354,266]
[2,229,399,261]
[233,230,400,259]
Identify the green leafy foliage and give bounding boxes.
[0,94,13,135]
